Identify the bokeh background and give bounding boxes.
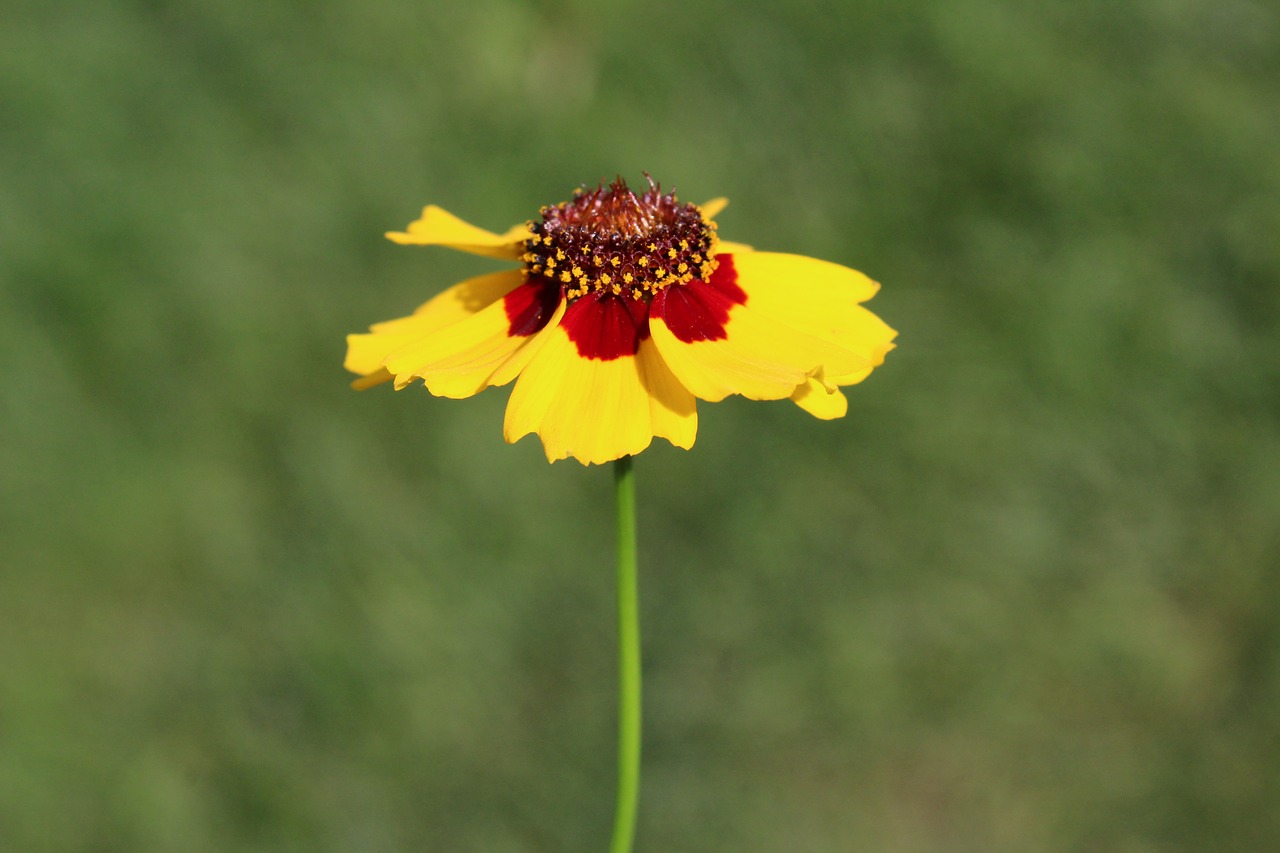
[3,0,1278,850]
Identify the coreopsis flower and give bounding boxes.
[345,177,896,464]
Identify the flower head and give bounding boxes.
[345,177,896,465]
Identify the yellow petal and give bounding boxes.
[351,367,394,390]
[402,269,522,322]
[713,240,755,255]
[502,329,696,465]
[344,270,525,384]
[637,337,698,450]
[488,298,568,388]
[385,205,530,259]
[699,197,729,219]
[733,252,882,306]
[380,279,563,398]
[650,313,810,402]
[726,252,897,386]
[827,341,897,385]
[790,375,848,419]
[650,266,873,404]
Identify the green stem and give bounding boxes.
[609,455,641,853]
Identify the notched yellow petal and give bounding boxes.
[386,205,530,259]
[344,271,526,386]
[380,289,558,399]
[503,330,696,465]
[652,293,870,404]
[725,253,897,385]
[637,338,698,450]
[487,299,567,388]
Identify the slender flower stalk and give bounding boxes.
[610,455,641,853]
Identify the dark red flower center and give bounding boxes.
[522,176,718,302]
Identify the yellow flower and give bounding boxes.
[345,177,897,465]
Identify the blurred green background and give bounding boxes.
[3,0,1278,850]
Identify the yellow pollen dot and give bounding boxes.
[556,249,566,260]
[610,256,620,267]
[667,248,677,258]
[572,266,584,277]
[546,256,556,268]
[680,240,689,250]
[623,272,634,284]
[638,257,649,267]
[560,270,571,282]
[678,262,688,273]
[601,273,612,284]
[647,243,656,251]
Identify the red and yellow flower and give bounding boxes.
[345,177,896,465]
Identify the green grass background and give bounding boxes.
[3,0,1278,850]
